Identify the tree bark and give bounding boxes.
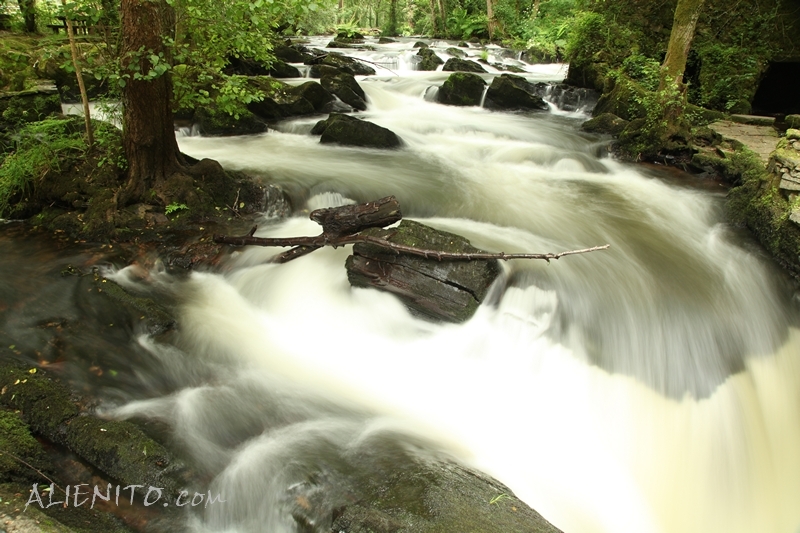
[387,0,398,35]
[486,0,496,39]
[659,0,706,90]
[429,0,439,36]
[119,0,184,205]
[61,0,93,146]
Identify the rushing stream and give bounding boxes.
[5,36,800,533]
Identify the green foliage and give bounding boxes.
[620,53,660,91]
[0,118,87,216]
[447,7,487,40]
[165,202,188,215]
[692,42,763,113]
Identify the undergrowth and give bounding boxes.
[0,117,87,216]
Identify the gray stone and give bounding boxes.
[790,208,800,226]
[779,174,800,191]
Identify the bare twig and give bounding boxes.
[0,448,66,495]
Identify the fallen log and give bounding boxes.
[212,195,610,264]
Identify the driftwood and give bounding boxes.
[212,195,610,263]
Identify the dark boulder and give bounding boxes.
[413,41,428,48]
[194,106,268,136]
[274,42,315,63]
[269,59,302,78]
[346,220,501,322]
[247,79,334,122]
[318,66,368,111]
[311,113,402,149]
[378,37,396,43]
[307,52,376,76]
[581,112,629,135]
[0,86,61,133]
[484,74,548,111]
[437,72,486,106]
[224,55,269,76]
[417,48,444,71]
[442,58,487,73]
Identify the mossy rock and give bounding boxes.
[194,106,267,136]
[311,113,402,149]
[246,78,334,121]
[581,112,629,135]
[417,48,444,71]
[445,47,466,58]
[0,409,48,482]
[0,364,188,499]
[308,52,376,76]
[345,220,501,322]
[786,115,800,129]
[442,58,487,73]
[437,72,486,107]
[484,74,548,111]
[0,89,62,131]
[521,45,559,64]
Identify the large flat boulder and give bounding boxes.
[345,220,501,322]
[442,57,487,73]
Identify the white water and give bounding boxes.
[112,38,800,533]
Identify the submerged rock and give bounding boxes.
[438,72,486,106]
[345,220,501,322]
[442,57,487,73]
[417,48,444,71]
[311,113,402,148]
[484,73,548,111]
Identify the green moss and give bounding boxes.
[0,409,47,482]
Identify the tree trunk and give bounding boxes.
[61,0,93,146]
[17,0,36,33]
[429,0,439,36]
[437,0,446,34]
[531,0,540,21]
[486,0,496,39]
[119,0,184,204]
[387,0,397,35]
[659,0,706,90]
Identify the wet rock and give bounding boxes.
[319,66,368,111]
[378,37,396,43]
[484,74,548,111]
[269,59,302,78]
[194,106,267,136]
[333,458,562,533]
[0,364,188,499]
[223,55,269,76]
[307,52,376,76]
[413,41,428,48]
[247,79,335,121]
[345,220,501,322]
[442,58,487,73]
[437,72,486,106]
[446,47,466,58]
[548,83,598,112]
[581,112,629,135]
[274,42,315,63]
[592,77,648,121]
[311,113,402,149]
[417,48,444,71]
[0,409,48,482]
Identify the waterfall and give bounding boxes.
[97,37,800,533]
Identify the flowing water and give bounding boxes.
[6,37,800,533]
